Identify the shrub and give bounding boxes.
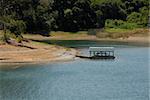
[127,7,149,27]
[0,16,26,42]
[105,19,139,29]
[127,12,143,26]
[7,19,26,37]
[119,22,139,29]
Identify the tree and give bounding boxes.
[0,16,26,42]
[0,0,149,38]
[127,6,149,27]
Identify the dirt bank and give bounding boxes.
[0,41,77,68]
[24,31,149,46]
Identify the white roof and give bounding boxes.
[89,47,114,51]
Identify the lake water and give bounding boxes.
[0,40,149,100]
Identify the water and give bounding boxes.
[0,40,149,100]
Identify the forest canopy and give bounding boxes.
[0,0,149,37]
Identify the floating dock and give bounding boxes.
[76,55,115,59]
[76,47,115,59]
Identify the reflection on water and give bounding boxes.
[0,41,149,100]
[34,40,149,48]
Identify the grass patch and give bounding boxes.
[96,28,149,39]
[50,31,88,36]
[50,31,89,39]
[104,28,132,33]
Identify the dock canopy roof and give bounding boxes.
[89,47,114,52]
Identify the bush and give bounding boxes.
[119,22,139,29]
[127,12,142,24]
[105,19,139,29]
[0,16,26,42]
[0,30,13,42]
[127,7,149,27]
[105,19,123,28]
[7,19,26,37]
[16,35,23,43]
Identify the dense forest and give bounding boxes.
[0,0,149,42]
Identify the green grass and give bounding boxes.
[96,28,149,39]
[104,28,133,33]
[50,31,88,36]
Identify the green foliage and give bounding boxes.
[9,20,26,36]
[91,0,122,5]
[92,0,148,28]
[127,6,149,27]
[122,0,149,14]
[0,0,148,35]
[0,30,12,42]
[139,7,149,26]
[127,12,142,24]
[1,17,26,36]
[16,35,23,43]
[105,19,139,29]
[127,7,148,27]
[0,16,26,42]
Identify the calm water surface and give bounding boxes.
[0,40,149,100]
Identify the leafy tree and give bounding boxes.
[0,16,26,42]
[91,0,127,28]
[127,12,142,25]
[105,19,139,29]
[122,0,149,14]
[0,0,149,39]
[127,6,149,27]
[139,6,149,26]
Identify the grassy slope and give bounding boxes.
[49,28,149,39]
[96,28,149,39]
[1,28,149,42]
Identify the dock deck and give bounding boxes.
[76,47,115,59]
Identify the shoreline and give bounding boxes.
[23,28,149,46]
[0,31,149,69]
[51,35,150,46]
[24,34,150,46]
[0,37,149,68]
[0,42,77,69]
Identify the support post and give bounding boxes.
[89,51,90,56]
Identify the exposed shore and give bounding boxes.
[24,30,150,46]
[0,29,149,68]
[0,41,77,69]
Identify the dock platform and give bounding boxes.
[76,47,115,59]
